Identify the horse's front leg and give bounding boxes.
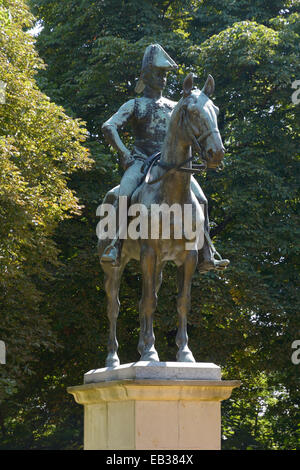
[102,262,125,367]
[176,250,198,362]
[138,260,164,358]
[139,245,160,362]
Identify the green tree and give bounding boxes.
[188,14,300,448]
[1,0,299,449]
[0,0,91,440]
[187,0,298,42]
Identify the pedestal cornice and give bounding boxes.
[68,379,241,405]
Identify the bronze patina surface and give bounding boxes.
[98,45,229,367]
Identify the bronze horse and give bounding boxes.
[97,73,225,367]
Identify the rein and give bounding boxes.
[145,106,222,185]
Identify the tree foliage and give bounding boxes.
[0,0,91,432]
[0,0,299,449]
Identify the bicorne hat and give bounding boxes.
[135,44,178,94]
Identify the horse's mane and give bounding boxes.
[161,89,202,158]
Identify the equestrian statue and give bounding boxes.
[97,44,229,367]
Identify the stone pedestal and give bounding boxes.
[67,362,240,450]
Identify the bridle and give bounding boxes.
[145,102,224,185]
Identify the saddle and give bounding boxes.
[139,151,207,186]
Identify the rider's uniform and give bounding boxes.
[102,96,207,204]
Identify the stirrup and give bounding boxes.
[203,229,230,270]
[198,257,230,274]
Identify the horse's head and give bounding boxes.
[179,73,225,170]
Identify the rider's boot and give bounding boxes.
[100,195,128,267]
[198,230,230,274]
[101,238,122,267]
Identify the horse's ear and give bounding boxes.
[202,74,215,97]
[183,73,194,97]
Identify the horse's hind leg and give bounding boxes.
[139,245,160,362]
[176,250,198,362]
[103,262,125,367]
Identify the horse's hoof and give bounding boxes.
[137,342,145,356]
[176,348,196,363]
[140,348,160,362]
[105,353,120,368]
